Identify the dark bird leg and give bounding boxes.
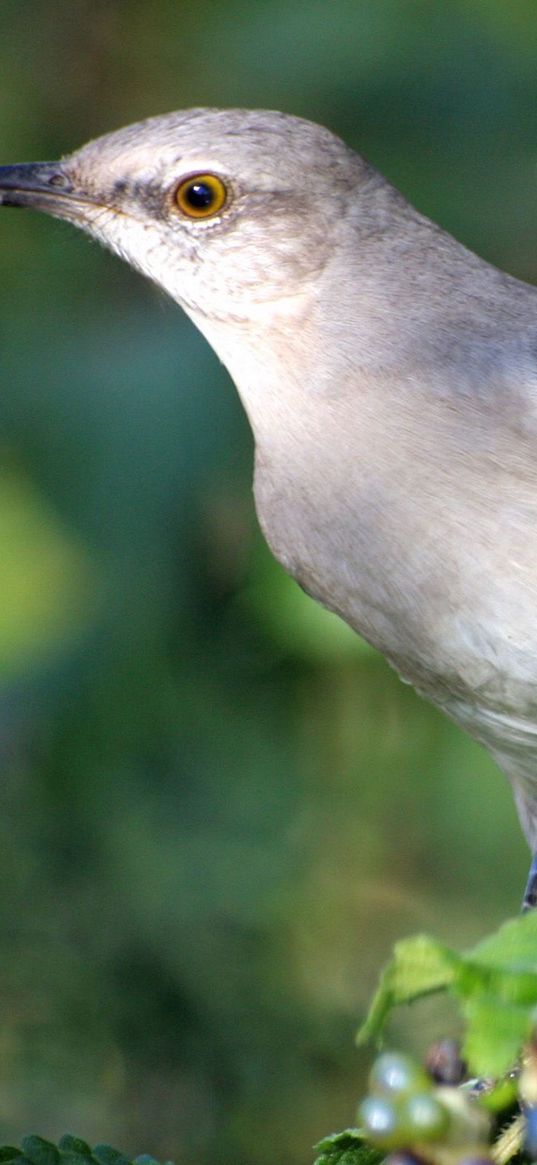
[522,854,537,911]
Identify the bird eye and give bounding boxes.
[174,173,227,219]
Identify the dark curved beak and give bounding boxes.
[0,161,78,213]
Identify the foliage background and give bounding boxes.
[0,2,535,1162]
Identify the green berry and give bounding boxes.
[400,1093,449,1142]
[357,1096,400,1147]
[369,1052,430,1097]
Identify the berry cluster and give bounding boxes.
[356,1048,493,1165]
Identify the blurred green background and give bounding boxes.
[0,2,535,1162]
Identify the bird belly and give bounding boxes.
[253,449,537,805]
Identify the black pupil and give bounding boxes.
[185,181,214,209]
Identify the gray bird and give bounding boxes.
[1,108,537,905]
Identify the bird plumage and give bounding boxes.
[2,108,537,895]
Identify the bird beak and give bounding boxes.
[0,161,82,215]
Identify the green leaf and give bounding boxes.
[357,934,459,1043]
[462,994,535,1077]
[469,911,537,970]
[0,1142,173,1165]
[0,1141,172,1165]
[477,1074,519,1112]
[313,1130,382,1165]
[57,1139,91,1157]
[20,1139,59,1165]
[92,1149,132,1165]
[358,913,537,1077]
[61,1155,95,1165]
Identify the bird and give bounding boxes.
[1,107,537,907]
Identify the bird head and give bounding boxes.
[0,108,369,327]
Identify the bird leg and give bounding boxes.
[522,854,537,911]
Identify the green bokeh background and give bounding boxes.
[0,3,535,1162]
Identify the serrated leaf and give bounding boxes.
[358,913,537,1078]
[469,911,537,970]
[314,1130,362,1153]
[58,1138,91,1157]
[21,1139,59,1165]
[313,1130,381,1165]
[92,1147,131,1165]
[462,993,535,1077]
[0,1143,168,1165]
[357,934,459,1043]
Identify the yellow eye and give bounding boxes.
[174,173,227,219]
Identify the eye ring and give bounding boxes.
[174,173,228,219]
